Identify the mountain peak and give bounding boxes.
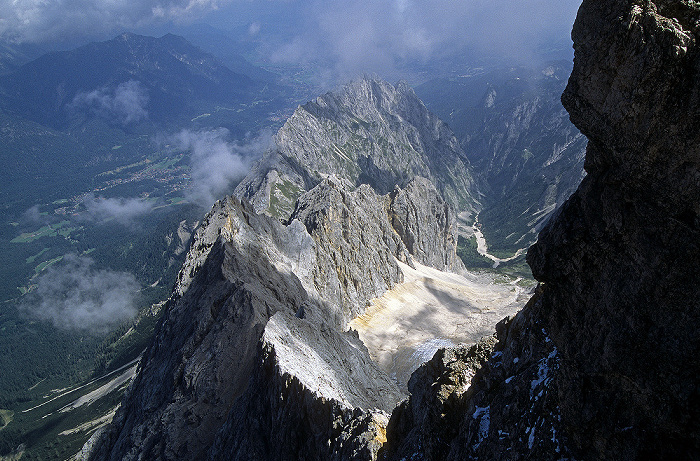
[0,31,263,128]
[236,77,480,220]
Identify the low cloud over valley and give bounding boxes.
[174,128,272,208]
[20,254,140,334]
[71,80,149,125]
[79,193,155,226]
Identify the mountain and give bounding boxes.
[416,63,587,255]
[0,32,280,131]
[0,32,290,209]
[0,41,44,75]
[85,176,460,460]
[235,77,481,221]
[383,0,700,458]
[83,79,511,460]
[0,33,298,459]
[87,0,700,458]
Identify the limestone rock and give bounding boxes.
[289,177,409,328]
[87,172,464,460]
[235,76,480,221]
[87,197,316,460]
[388,176,464,272]
[528,0,700,457]
[208,311,404,460]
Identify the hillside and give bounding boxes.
[417,63,587,256]
[0,32,281,131]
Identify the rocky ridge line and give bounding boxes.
[235,77,481,222]
[87,171,464,459]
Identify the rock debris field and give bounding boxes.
[350,260,528,389]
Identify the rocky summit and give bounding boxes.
[235,76,480,221]
[85,167,474,459]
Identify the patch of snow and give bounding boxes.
[472,406,491,448]
[530,346,558,399]
[409,338,455,364]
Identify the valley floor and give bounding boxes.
[349,261,529,389]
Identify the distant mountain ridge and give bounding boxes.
[0,32,275,129]
[417,63,587,254]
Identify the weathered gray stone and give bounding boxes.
[389,176,464,273]
[235,76,480,221]
[208,311,404,461]
[88,171,464,460]
[382,0,700,459]
[88,197,317,460]
[289,177,410,328]
[529,1,700,457]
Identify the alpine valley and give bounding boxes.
[2,0,699,459]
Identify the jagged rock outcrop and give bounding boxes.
[388,176,464,272]
[528,1,700,457]
[383,291,572,460]
[383,0,700,459]
[235,77,480,221]
[208,311,403,460]
[288,178,409,327]
[88,167,463,459]
[88,198,317,460]
[382,336,497,460]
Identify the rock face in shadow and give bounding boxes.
[382,0,700,459]
[529,1,700,457]
[87,198,317,461]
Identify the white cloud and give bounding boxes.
[173,128,272,208]
[21,254,140,334]
[0,0,581,84]
[0,0,222,43]
[248,21,261,36]
[80,194,155,225]
[269,0,581,82]
[71,80,149,125]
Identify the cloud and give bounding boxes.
[267,0,582,82]
[79,194,155,225]
[71,80,149,124]
[0,0,222,43]
[1,0,582,83]
[19,205,57,226]
[173,128,271,208]
[20,254,140,334]
[248,21,261,36]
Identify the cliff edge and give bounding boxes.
[383,1,700,459]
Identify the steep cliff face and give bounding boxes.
[388,176,464,273]
[235,77,480,221]
[384,0,700,459]
[208,311,403,460]
[88,167,464,459]
[529,0,700,456]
